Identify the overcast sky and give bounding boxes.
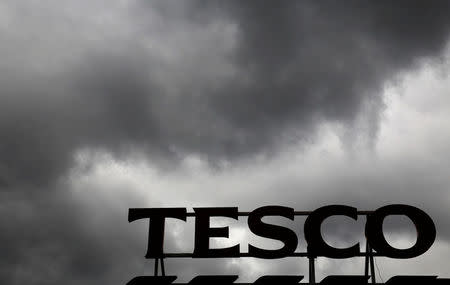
[1,1,450,284]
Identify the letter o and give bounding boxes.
[365,204,436,258]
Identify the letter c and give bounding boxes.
[304,205,360,258]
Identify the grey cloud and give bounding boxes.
[206,0,450,147]
[0,185,205,285]
[2,1,450,186]
[1,1,450,284]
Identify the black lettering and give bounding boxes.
[366,204,436,259]
[248,206,298,258]
[304,205,360,258]
[193,207,240,257]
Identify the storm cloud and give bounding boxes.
[1,0,450,284]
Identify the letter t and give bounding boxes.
[128,208,187,258]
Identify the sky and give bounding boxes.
[1,1,450,284]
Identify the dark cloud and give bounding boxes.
[207,0,450,149]
[2,1,450,185]
[1,1,450,284]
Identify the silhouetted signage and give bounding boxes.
[127,205,449,284]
